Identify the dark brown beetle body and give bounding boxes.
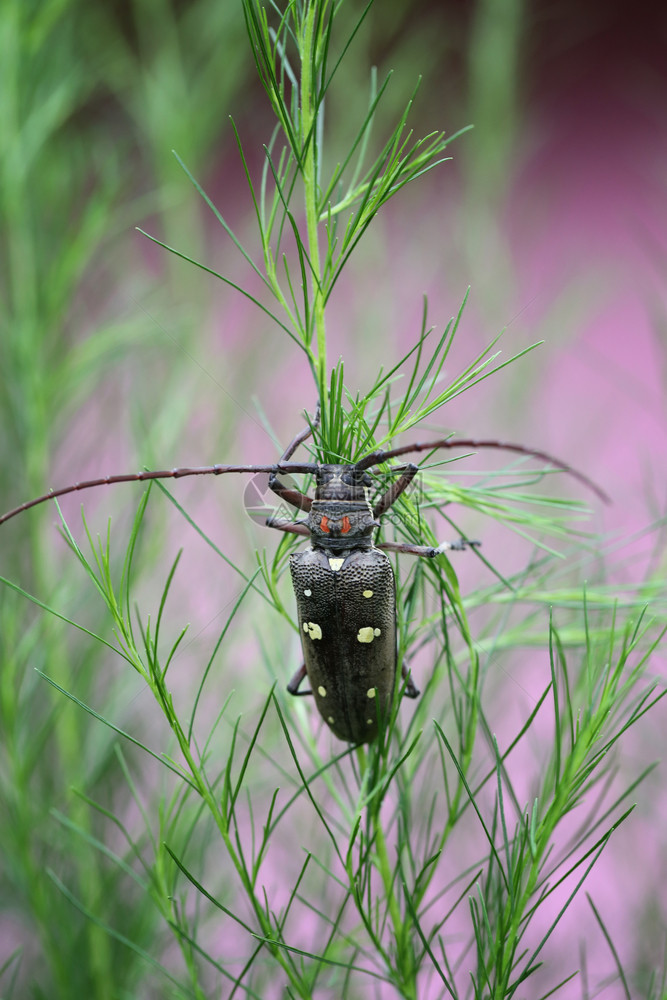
[270,450,476,744]
[291,545,396,743]
[289,476,398,743]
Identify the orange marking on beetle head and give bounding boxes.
[320,515,330,533]
[341,516,351,533]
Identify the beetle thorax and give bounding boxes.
[307,500,376,552]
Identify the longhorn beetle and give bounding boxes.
[0,415,608,744]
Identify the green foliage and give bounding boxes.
[142,0,470,403]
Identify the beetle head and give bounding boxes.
[314,464,373,502]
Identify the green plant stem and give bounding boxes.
[161,697,309,996]
[373,813,416,999]
[453,639,480,817]
[491,637,630,996]
[492,770,576,998]
[299,3,327,397]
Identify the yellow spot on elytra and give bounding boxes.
[304,588,312,597]
[367,688,376,699]
[363,589,373,598]
[374,628,381,636]
[303,622,322,640]
[317,685,327,698]
[357,627,375,643]
[328,716,335,724]
[328,557,344,571]
[367,719,373,725]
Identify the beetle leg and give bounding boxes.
[401,660,419,698]
[268,408,320,512]
[268,478,313,512]
[265,516,310,536]
[377,538,480,556]
[372,464,419,518]
[373,465,479,557]
[287,663,312,696]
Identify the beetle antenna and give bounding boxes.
[356,437,610,504]
[0,461,319,526]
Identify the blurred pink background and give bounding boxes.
[3,1,665,996]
